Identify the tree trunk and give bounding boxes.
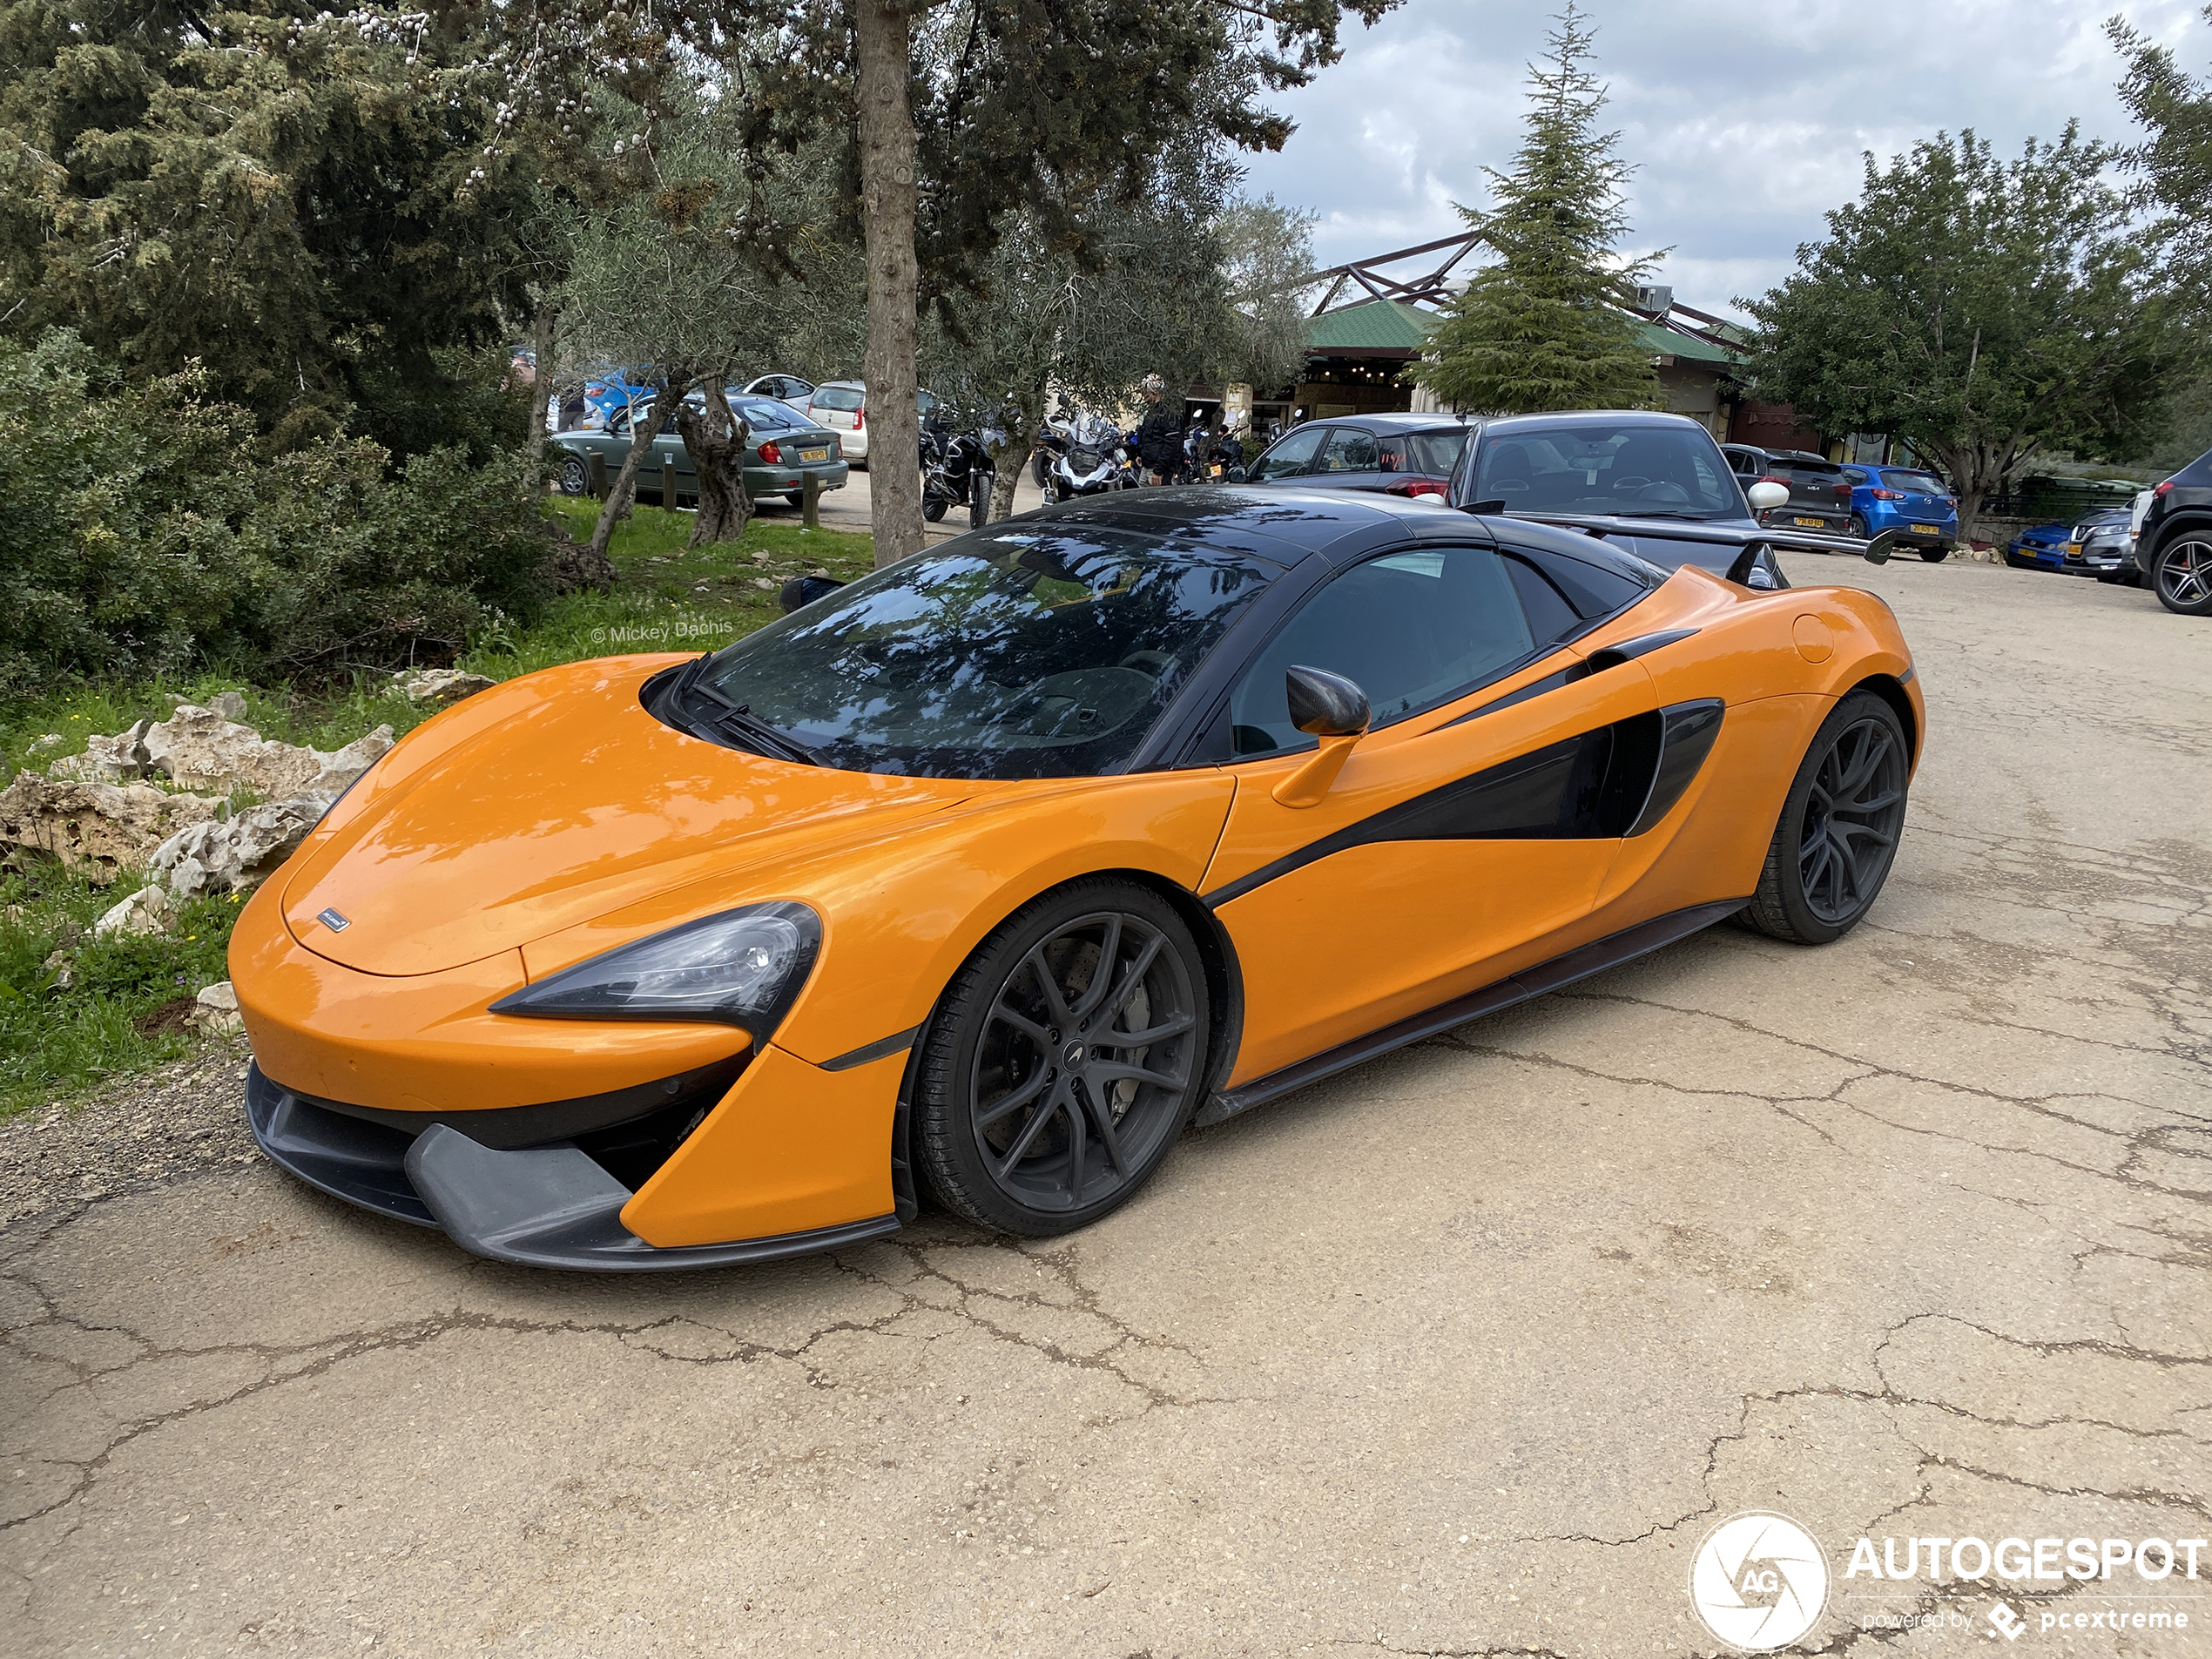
[591,378,691,562]
[856,0,923,569]
[527,309,551,455]
[983,384,1045,523]
[677,385,752,546]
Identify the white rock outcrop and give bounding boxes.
[92,884,175,941]
[150,796,330,900]
[0,775,226,884]
[51,705,393,799]
[390,668,495,707]
[192,980,244,1035]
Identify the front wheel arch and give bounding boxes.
[891,867,1244,1220]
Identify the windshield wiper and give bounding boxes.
[1610,509,1724,521]
[680,665,821,765]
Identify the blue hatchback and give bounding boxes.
[1840,464,1959,551]
[2004,524,2072,572]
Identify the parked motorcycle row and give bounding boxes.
[920,404,1252,530]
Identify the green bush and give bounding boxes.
[0,330,549,691]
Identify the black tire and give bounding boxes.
[1918,545,1950,563]
[2151,532,2212,615]
[968,471,989,529]
[1738,691,1910,946]
[922,495,948,523]
[914,880,1211,1238]
[557,455,590,496]
[1849,515,1871,539]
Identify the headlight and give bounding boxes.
[491,902,820,1040]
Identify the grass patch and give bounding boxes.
[0,867,246,1117]
[0,499,877,1118]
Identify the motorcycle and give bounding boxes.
[1041,413,1137,504]
[921,420,993,527]
[1184,425,1246,484]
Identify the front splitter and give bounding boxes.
[245,1066,898,1271]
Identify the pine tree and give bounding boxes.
[1409,4,1659,414]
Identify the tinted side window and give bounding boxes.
[1506,556,1580,644]
[1253,427,1325,481]
[1318,428,1380,472]
[1229,548,1540,756]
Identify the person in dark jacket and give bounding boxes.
[1135,374,1184,485]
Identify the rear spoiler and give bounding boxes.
[1462,507,1900,572]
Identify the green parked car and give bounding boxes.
[551,394,850,509]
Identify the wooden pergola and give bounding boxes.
[1304,233,1482,317]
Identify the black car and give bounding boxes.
[1437,411,1906,591]
[1721,444,1856,536]
[1242,413,1474,500]
[2128,448,2212,615]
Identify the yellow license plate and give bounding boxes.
[1794,516,1825,528]
[1912,523,1940,535]
[799,448,828,462]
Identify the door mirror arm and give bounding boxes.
[1273,665,1372,807]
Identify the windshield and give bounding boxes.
[1471,423,1743,519]
[690,525,1276,779]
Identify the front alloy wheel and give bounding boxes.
[916,881,1210,1236]
[1739,691,1909,945]
[2154,535,2212,616]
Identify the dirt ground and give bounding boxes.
[3,550,2209,1657]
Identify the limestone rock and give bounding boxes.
[49,718,153,784]
[92,885,174,941]
[138,705,319,796]
[43,705,395,802]
[191,980,244,1035]
[207,691,249,720]
[0,775,225,884]
[41,947,72,989]
[151,796,329,900]
[390,668,496,707]
[308,726,394,794]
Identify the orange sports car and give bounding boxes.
[237,467,1921,1270]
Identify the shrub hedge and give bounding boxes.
[0,330,550,692]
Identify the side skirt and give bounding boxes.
[1193,899,1748,1127]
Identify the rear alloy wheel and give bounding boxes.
[557,455,590,496]
[916,880,1210,1237]
[1739,691,1909,945]
[2153,534,2212,616]
[1849,515,1871,539]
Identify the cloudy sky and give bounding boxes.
[1241,0,2204,321]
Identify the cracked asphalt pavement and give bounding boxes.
[4,553,2209,1656]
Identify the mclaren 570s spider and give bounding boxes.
[237,485,1923,1269]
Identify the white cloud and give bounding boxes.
[1243,0,2202,311]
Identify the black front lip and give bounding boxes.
[246,1065,899,1271]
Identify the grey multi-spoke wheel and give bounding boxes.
[1739,691,1910,945]
[2153,535,2212,616]
[916,880,1210,1236]
[557,454,590,496]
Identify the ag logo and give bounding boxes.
[1688,1511,1831,1651]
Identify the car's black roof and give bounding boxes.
[1001,485,1666,590]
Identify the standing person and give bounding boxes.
[1136,374,1184,486]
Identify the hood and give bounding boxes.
[283,658,968,976]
